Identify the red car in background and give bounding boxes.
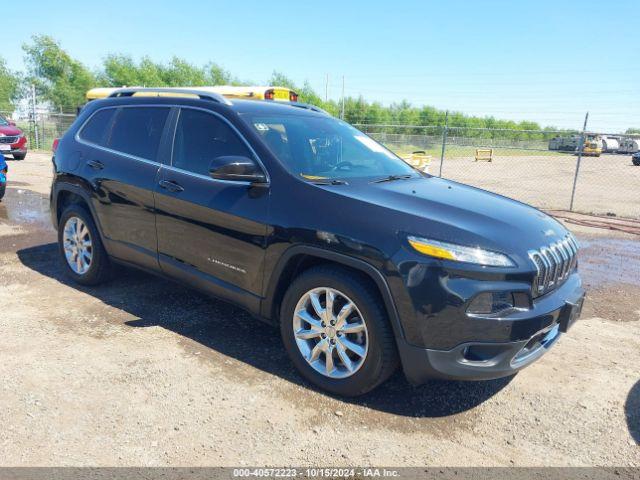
[0,114,27,160]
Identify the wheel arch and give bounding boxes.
[52,180,105,242]
[261,245,406,341]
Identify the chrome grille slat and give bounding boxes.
[543,248,557,286]
[549,244,564,285]
[528,235,579,297]
[559,241,571,279]
[557,242,568,280]
[0,136,18,144]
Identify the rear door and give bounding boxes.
[154,107,270,311]
[77,105,171,270]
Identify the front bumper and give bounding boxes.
[395,272,585,384]
[0,147,27,155]
[0,137,27,156]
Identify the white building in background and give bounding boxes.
[600,136,620,153]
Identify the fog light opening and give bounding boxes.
[467,292,515,315]
[462,344,511,363]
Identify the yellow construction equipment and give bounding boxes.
[402,151,432,173]
[474,148,493,162]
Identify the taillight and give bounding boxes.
[264,89,275,100]
[52,138,60,153]
[289,91,298,102]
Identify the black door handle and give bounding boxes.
[158,180,184,193]
[87,160,104,170]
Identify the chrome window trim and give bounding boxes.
[169,105,270,185]
[75,104,172,166]
[161,164,253,186]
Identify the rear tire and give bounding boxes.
[280,265,398,396]
[58,204,112,285]
[13,153,26,160]
[633,157,640,166]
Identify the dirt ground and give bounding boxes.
[0,152,638,467]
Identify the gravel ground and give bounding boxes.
[418,152,640,219]
[0,153,638,466]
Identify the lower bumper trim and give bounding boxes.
[398,323,562,384]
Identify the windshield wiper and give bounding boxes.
[311,179,348,186]
[371,174,414,184]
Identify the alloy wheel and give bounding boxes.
[62,216,93,275]
[292,287,369,379]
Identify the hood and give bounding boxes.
[0,125,22,136]
[328,175,568,257]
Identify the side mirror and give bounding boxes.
[209,156,267,184]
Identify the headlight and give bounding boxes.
[407,236,515,267]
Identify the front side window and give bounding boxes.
[242,114,416,180]
[106,107,170,160]
[172,108,253,176]
[0,115,8,126]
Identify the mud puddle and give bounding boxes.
[0,187,51,228]
[0,187,55,252]
[578,236,640,288]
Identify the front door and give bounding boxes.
[154,107,270,312]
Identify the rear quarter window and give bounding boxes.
[78,108,116,146]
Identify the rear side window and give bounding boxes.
[172,108,253,176]
[79,108,115,146]
[107,107,170,160]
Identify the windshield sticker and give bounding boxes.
[254,123,269,131]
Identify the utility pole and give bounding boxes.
[30,84,39,150]
[569,112,589,211]
[438,110,449,177]
[340,76,345,120]
[325,74,329,102]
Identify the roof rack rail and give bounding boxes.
[107,87,233,105]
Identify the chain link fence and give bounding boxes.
[358,123,640,220]
[1,105,638,220]
[1,110,76,152]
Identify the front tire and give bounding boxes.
[58,204,111,285]
[280,266,398,396]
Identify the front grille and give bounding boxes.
[0,136,18,144]
[528,235,579,297]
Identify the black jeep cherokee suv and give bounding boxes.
[50,88,585,396]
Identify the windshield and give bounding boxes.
[243,114,416,180]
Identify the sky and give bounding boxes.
[6,0,640,132]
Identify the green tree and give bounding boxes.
[23,35,96,111]
[100,55,234,88]
[100,54,145,86]
[0,57,20,111]
[268,71,297,91]
[625,128,640,135]
[160,57,207,86]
